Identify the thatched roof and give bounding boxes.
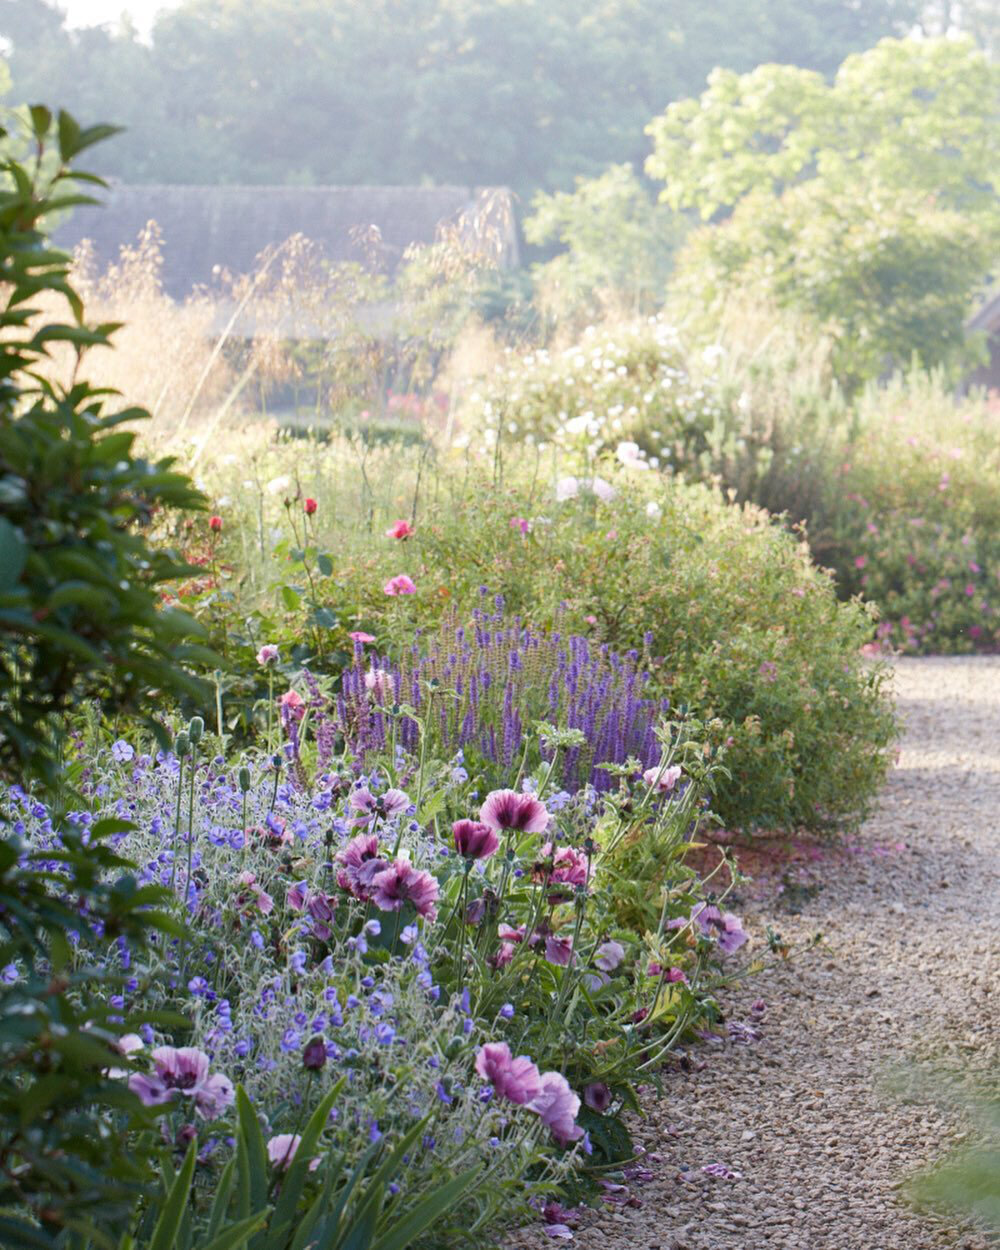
[54,183,519,299]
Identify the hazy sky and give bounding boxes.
[60,0,179,35]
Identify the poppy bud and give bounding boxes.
[302,1035,327,1071]
[188,716,204,745]
[238,766,251,793]
[174,732,190,758]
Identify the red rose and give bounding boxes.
[304,498,318,515]
[209,515,223,532]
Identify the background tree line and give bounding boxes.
[0,0,941,197]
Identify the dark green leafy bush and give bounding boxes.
[0,106,213,787]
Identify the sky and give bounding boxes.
[59,0,179,36]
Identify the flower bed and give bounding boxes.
[4,698,749,1245]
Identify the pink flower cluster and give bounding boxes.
[475,1042,583,1146]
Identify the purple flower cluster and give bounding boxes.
[337,598,667,790]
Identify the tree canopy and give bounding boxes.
[647,37,1000,386]
[0,0,921,197]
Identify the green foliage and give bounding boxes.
[1,0,917,197]
[815,374,1000,654]
[647,38,1000,386]
[0,107,214,785]
[194,443,896,834]
[525,164,683,326]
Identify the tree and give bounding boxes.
[647,38,1000,386]
[0,0,919,197]
[524,163,683,324]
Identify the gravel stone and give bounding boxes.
[508,659,1000,1250]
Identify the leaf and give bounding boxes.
[235,1085,270,1217]
[149,1142,196,1250]
[338,1181,384,1250]
[0,518,27,591]
[28,104,52,139]
[206,1157,236,1241]
[367,1168,481,1250]
[199,1212,272,1250]
[268,1080,344,1235]
[0,1214,56,1249]
[280,585,302,611]
[316,554,333,576]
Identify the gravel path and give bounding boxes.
[514,657,1000,1250]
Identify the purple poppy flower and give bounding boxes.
[583,1082,612,1112]
[529,1071,583,1145]
[128,1046,234,1120]
[475,1042,542,1105]
[349,787,410,826]
[370,858,439,922]
[543,933,573,966]
[336,834,386,900]
[479,789,550,834]
[691,903,749,954]
[452,819,500,861]
[593,940,625,973]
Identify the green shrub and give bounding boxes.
[192,450,896,834]
[0,107,213,786]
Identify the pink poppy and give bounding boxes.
[475,1042,542,1105]
[493,923,525,968]
[480,789,550,834]
[348,787,410,826]
[128,1046,234,1120]
[691,903,748,954]
[266,1133,320,1171]
[280,690,305,721]
[529,1071,583,1145]
[544,934,574,966]
[370,858,440,921]
[539,843,588,889]
[237,871,274,915]
[453,819,500,861]
[363,668,393,703]
[349,630,377,644]
[386,519,415,540]
[384,574,416,596]
[256,644,279,666]
[643,763,682,792]
[336,834,386,900]
[593,940,625,973]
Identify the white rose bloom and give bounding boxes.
[266,475,292,495]
[556,476,580,501]
[646,500,662,519]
